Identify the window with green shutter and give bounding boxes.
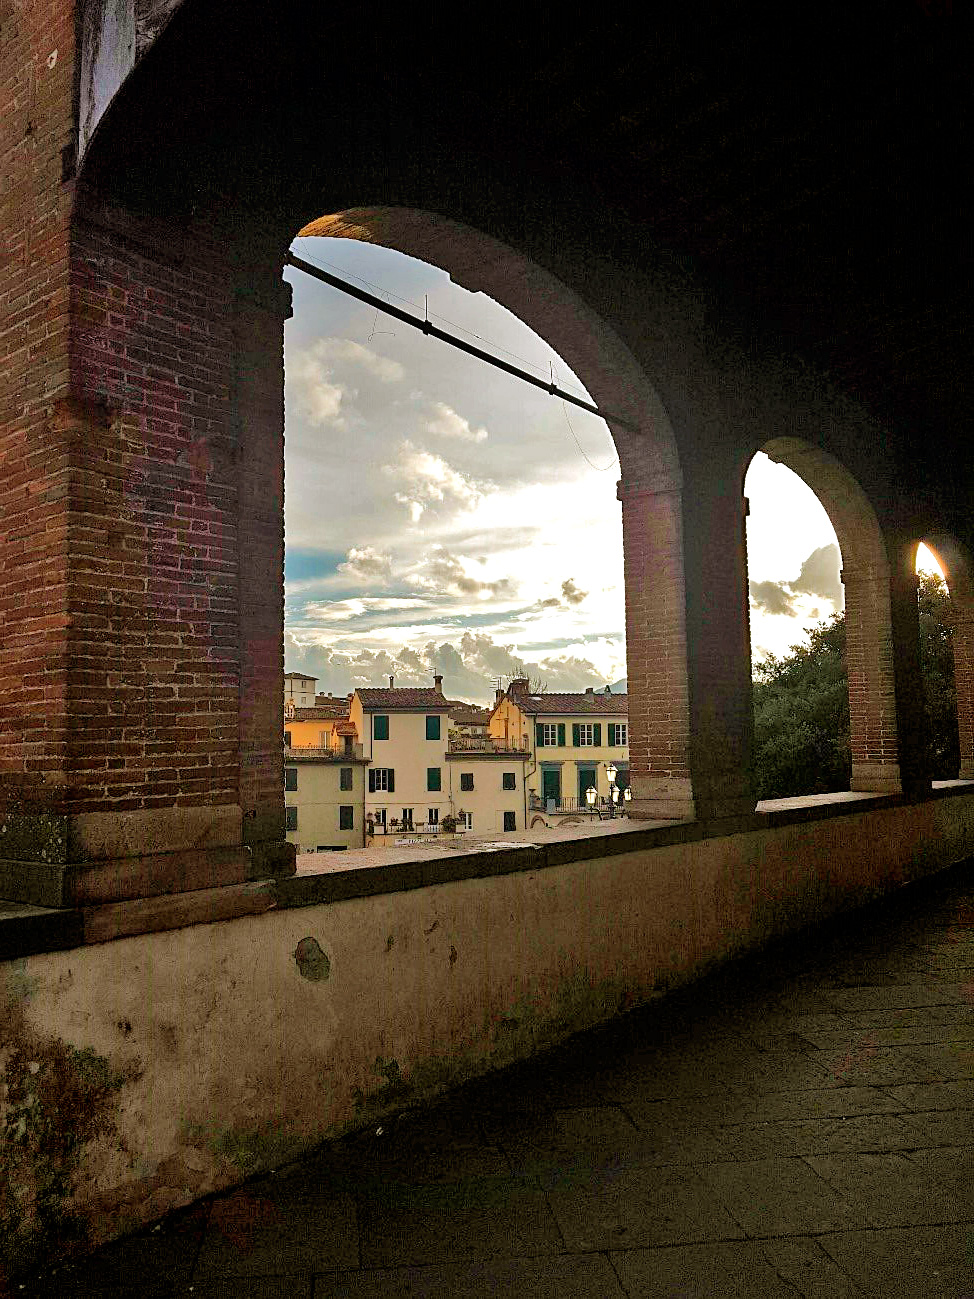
[339,806,354,830]
[557,723,566,746]
[340,767,353,791]
[373,714,389,740]
[608,723,615,745]
[427,767,441,791]
[572,723,580,745]
[593,723,602,745]
[536,722,545,747]
[426,715,440,740]
[285,766,297,791]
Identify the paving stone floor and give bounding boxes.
[21,864,974,1297]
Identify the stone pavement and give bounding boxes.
[22,864,974,1297]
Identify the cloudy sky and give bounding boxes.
[282,236,887,704]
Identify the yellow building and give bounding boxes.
[284,750,369,853]
[284,697,355,751]
[489,678,630,825]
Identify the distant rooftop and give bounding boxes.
[290,703,349,721]
[510,690,628,716]
[284,671,317,681]
[356,688,452,712]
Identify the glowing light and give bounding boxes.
[916,543,945,580]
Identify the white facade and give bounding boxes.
[284,755,367,852]
[284,672,318,710]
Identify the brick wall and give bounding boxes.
[0,0,77,810]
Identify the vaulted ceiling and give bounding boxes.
[83,2,971,483]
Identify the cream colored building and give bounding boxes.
[489,678,630,825]
[445,747,529,835]
[284,750,368,852]
[349,683,454,833]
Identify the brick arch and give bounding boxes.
[294,208,695,819]
[758,437,902,794]
[914,535,974,780]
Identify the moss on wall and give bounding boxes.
[1,966,142,1283]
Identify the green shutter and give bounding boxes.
[536,723,544,747]
[368,769,376,792]
[557,723,566,746]
[572,723,580,746]
[426,715,440,740]
[427,767,441,791]
[387,769,395,793]
[594,723,602,746]
[374,714,389,740]
[607,723,615,746]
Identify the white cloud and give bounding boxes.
[426,401,489,443]
[387,441,491,522]
[407,548,517,600]
[337,546,393,582]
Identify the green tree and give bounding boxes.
[751,571,958,798]
[917,571,959,778]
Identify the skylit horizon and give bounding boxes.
[282,237,926,706]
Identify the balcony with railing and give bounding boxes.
[447,736,530,755]
[284,742,365,761]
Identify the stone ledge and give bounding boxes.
[3,784,973,958]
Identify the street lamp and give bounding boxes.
[585,784,597,816]
[623,786,632,813]
[606,763,617,819]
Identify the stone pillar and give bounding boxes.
[952,614,974,779]
[889,561,933,798]
[841,562,902,793]
[681,473,757,820]
[232,270,295,873]
[618,476,694,819]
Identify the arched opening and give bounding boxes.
[745,437,900,797]
[913,538,974,782]
[281,209,693,824]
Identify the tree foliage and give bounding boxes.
[752,571,958,799]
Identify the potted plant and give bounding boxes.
[440,814,458,834]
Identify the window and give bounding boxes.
[503,810,516,831]
[537,722,565,747]
[285,806,298,831]
[284,730,292,748]
[502,771,516,790]
[339,805,354,830]
[426,715,441,740]
[373,714,389,740]
[369,768,395,792]
[461,812,473,830]
[428,807,439,825]
[339,767,353,791]
[284,766,297,791]
[427,767,442,792]
[608,722,628,746]
[460,772,474,791]
[401,808,414,829]
[572,723,602,746]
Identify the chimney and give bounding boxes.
[389,675,395,688]
[495,687,504,705]
[434,674,443,694]
[585,687,594,694]
[508,677,529,699]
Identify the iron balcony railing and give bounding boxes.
[284,743,364,760]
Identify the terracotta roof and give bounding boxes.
[291,704,349,721]
[510,691,629,716]
[356,688,452,712]
[284,671,317,680]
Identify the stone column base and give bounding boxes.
[851,763,903,795]
[0,804,295,907]
[627,778,696,822]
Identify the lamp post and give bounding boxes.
[606,763,617,819]
[623,786,632,814]
[585,783,597,817]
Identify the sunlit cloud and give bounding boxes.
[426,400,489,443]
